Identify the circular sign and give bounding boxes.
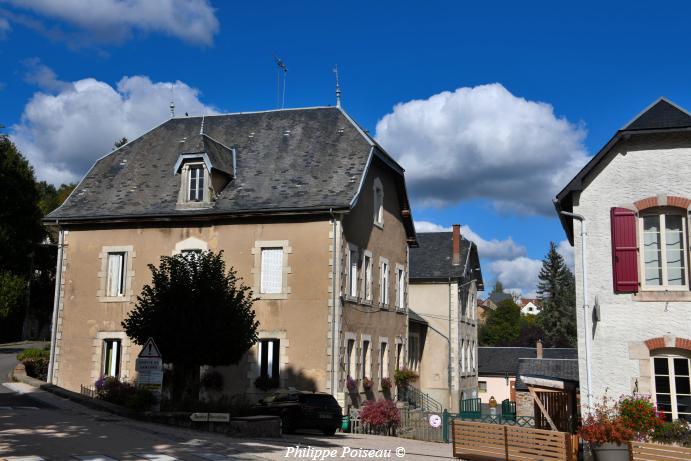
[429,414,442,428]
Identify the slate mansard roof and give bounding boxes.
[555,97,691,244]
[409,232,484,289]
[46,107,416,241]
[478,347,578,375]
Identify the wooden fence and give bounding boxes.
[629,441,691,461]
[452,420,576,461]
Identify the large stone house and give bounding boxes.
[407,226,483,411]
[44,107,417,406]
[555,97,691,421]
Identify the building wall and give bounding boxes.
[478,375,512,404]
[571,132,691,411]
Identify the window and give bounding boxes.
[363,253,373,301]
[102,339,121,377]
[380,260,389,306]
[258,339,280,381]
[346,338,356,379]
[260,248,283,294]
[460,339,466,372]
[373,178,384,226]
[181,249,202,257]
[396,342,403,370]
[479,381,488,393]
[188,164,205,202]
[396,267,405,309]
[361,339,371,380]
[106,252,126,297]
[349,247,359,298]
[652,355,691,421]
[640,210,688,289]
[380,341,389,379]
[408,333,420,372]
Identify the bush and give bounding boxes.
[578,394,634,445]
[618,395,664,440]
[360,399,400,435]
[651,419,691,447]
[18,348,49,381]
[381,377,392,391]
[393,368,418,387]
[201,370,224,391]
[126,387,157,412]
[94,376,155,411]
[346,376,358,393]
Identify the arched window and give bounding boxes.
[639,207,688,289]
[651,352,691,421]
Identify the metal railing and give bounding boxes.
[442,411,536,443]
[396,384,443,413]
[80,384,97,399]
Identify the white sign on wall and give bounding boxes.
[135,337,163,410]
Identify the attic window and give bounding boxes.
[188,165,204,202]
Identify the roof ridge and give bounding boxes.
[174,106,336,119]
[620,96,691,131]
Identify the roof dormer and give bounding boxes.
[174,133,235,209]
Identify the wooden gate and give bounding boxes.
[534,391,571,433]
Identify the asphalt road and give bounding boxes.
[0,342,50,411]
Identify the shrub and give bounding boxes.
[346,376,358,393]
[94,376,155,411]
[126,387,157,412]
[201,370,224,391]
[393,368,418,387]
[362,377,373,390]
[360,399,400,435]
[381,377,392,391]
[578,394,634,446]
[651,419,691,447]
[17,348,49,381]
[618,395,664,440]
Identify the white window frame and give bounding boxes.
[347,244,359,299]
[379,337,389,380]
[380,257,390,307]
[188,164,205,202]
[102,338,121,378]
[638,208,689,291]
[98,245,134,302]
[361,336,372,380]
[395,337,404,370]
[650,353,691,421]
[345,334,357,380]
[479,380,488,393]
[105,252,126,297]
[252,241,291,299]
[395,264,406,310]
[260,247,284,294]
[258,338,280,380]
[408,332,420,373]
[373,177,384,228]
[362,251,373,302]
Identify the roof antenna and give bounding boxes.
[274,55,288,109]
[169,83,175,118]
[200,110,205,135]
[333,65,341,108]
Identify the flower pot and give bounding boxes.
[591,442,630,461]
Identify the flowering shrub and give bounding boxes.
[360,399,400,434]
[618,395,664,440]
[381,377,392,391]
[346,376,358,392]
[578,394,634,445]
[651,419,691,447]
[362,377,373,390]
[393,368,418,387]
[94,376,156,411]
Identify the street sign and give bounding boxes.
[135,337,163,411]
[138,338,162,358]
[429,414,441,428]
[190,413,209,422]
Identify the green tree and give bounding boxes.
[36,181,77,217]
[536,242,577,347]
[479,299,521,346]
[490,280,505,295]
[122,251,259,405]
[0,272,26,318]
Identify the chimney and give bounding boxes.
[452,224,461,266]
[536,339,543,359]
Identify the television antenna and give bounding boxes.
[169,83,175,117]
[274,55,288,108]
[333,65,341,108]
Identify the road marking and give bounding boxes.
[4,457,47,461]
[136,455,180,461]
[74,456,119,461]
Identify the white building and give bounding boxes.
[555,98,691,421]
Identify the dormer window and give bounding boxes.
[188,164,205,202]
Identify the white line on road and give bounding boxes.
[3,457,47,461]
[73,456,119,461]
[136,455,180,461]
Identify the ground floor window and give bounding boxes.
[408,333,420,373]
[102,339,121,378]
[258,339,280,388]
[346,338,356,379]
[652,355,691,421]
[380,341,389,380]
[479,380,488,393]
[361,339,371,380]
[396,342,403,370]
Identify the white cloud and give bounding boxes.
[375,83,590,216]
[488,257,543,298]
[0,17,10,38]
[23,57,74,92]
[4,0,218,45]
[11,69,217,184]
[415,220,450,232]
[557,239,575,272]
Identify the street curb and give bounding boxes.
[11,363,47,388]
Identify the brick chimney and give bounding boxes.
[452,224,461,266]
[536,339,543,359]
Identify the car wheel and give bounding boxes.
[281,412,295,434]
[322,427,337,436]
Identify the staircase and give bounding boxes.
[396,383,443,413]
[396,384,445,442]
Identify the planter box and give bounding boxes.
[591,442,629,461]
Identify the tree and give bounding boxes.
[490,280,505,295]
[122,251,259,405]
[536,242,577,347]
[478,299,521,346]
[114,137,128,149]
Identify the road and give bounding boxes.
[0,368,453,461]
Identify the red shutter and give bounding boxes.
[611,207,639,293]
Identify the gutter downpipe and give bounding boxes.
[329,208,340,397]
[560,210,592,412]
[47,222,64,385]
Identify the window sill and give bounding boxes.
[175,202,214,210]
[99,296,131,303]
[632,291,691,302]
[258,293,289,300]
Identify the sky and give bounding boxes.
[2,0,691,296]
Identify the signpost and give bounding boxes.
[189,412,230,423]
[135,337,163,411]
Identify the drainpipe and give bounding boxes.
[329,209,340,396]
[560,210,592,412]
[47,223,64,385]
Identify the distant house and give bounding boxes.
[408,225,484,411]
[519,298,542,316]
[555,97,691,422]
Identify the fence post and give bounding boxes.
[442,409,449,443]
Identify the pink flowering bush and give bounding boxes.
[360,399,400,435]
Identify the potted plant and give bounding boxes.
[618,394,664,440]
[393,368,418,388]
[651,419,691,447]
[362,376,373,391]
[578,395,634,461]
[359,399,401,436]
[381,377,392,392]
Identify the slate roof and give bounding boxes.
[489,292,512,304]
[555,97,691,243]
[515,358,580,390]
[46,107,415,239]
[478,347,577,375]
[409,232,484,288]
[408,309,429,325]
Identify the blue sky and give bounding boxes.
[2,0,690,295]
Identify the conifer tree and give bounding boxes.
[536,242,576,347]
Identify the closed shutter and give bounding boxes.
[260,248,283,294]
[611,207,639,293]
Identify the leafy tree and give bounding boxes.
[114,137,128,149]
[537,242,577,347]
[490,280,505,294]
[517,314,545,347]
[122,251,259,405]
[36,181,77,217]
[0,272,26,318]
[478,299,521,346]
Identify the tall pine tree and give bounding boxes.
[536,242,576,347]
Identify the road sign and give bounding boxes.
[190,413,209,422]
[138,338,162,358]
[429,414,441,428]
[189,413,230,423]
[136,337,163,411]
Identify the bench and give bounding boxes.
[452,420,575,461]
[629,441,691,460]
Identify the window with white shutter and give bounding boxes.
[260,248,283,294]
[102,339,121,377]
[106,252,126,297]
[349,247,359,298]
[380,260,389,306]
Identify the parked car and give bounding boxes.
[252,390,342,435]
